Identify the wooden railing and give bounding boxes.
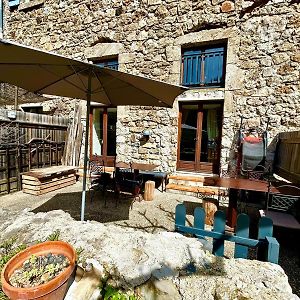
[274,131,300,183]
[175,204,279,264]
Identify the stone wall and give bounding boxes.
[4,0,300,172]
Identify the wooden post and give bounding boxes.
[144,180,155,201]
[6,148,10,194]
[202,197,218,226]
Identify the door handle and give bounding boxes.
[194,138,198,141]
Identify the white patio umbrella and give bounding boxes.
[0,38,186,221]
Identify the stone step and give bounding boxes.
[166,183,222,196]
[168,174,217,188]
[168,178,204,187]
[168,174,206,182]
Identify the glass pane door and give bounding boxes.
[107,108,117,156]
[178,102,222,173]
[179,104,198,162]
[91,107,117,162]
[92,108,103,156]
[200,104,222,164]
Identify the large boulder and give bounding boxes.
[0,209,297,300]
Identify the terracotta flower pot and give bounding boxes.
[1,241,76,300]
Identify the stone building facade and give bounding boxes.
[3,0,300,173]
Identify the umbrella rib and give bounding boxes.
[33,65,89,93]
[69,63,89,92]
[93,70,171,107]
[0,62,83,67]
[92,70,112,105]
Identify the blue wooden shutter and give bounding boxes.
[182,49,201,86]
[182,46,225,87]
[203,46,225,86]
[97,59,118,70]
[8,0,20,7]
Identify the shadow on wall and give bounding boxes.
[240,0,299,18]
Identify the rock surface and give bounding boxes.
[0,209,297,300]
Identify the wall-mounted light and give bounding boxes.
[142,129,151,137]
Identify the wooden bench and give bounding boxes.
[259,184,300,230]
[22,166,77,195]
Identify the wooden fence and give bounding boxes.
[0,111,68,194]
[274,131,300,184]
[175,204,279,264]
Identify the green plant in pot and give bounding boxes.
[1,241,76,300]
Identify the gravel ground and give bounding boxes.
[0,181,299,296]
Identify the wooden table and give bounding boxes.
[213,177,300,227]
[131,162,159,172]
[130,163,168,192]
[213,177,272,227]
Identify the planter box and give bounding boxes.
[22,166,77,195]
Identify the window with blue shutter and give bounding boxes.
[8,0,20,7]
[182,45,226,88]
[95,58,119,70]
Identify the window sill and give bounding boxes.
[18,0,44,11]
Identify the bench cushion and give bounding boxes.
[259,210,300,230]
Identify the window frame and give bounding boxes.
[93,57,119,71]
[181,44,226,88]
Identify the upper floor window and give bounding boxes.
[182,45,226,88]
[94,58,119,71]
[8,0,20,8]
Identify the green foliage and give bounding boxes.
[0,237,27,300]
[46,229,60,241]
[0,290,8,300]
[75,247,84,263]
[101,284,138,300]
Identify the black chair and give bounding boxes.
[88,157,112,205]
[113,162,142,207]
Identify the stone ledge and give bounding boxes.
[18,0,44,11]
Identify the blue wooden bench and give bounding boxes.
[175,204,279,264]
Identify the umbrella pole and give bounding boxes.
[81,71,92,221]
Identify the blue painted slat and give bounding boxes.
[175,204,186,230]
[218,53,224,83]
[194,207,205,239]
[175,224,260,247]
[257,217,273,262]
[234,214,250,259]
[266,236,280,264]
[212,210,226,257]
[258,217,273,239]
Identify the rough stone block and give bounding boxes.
[221,1,235,13]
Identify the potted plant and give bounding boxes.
[1,241,76,300]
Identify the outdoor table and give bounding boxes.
[213,177,275,228]
[130,163,168,192]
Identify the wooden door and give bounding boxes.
[177,102,223,173]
